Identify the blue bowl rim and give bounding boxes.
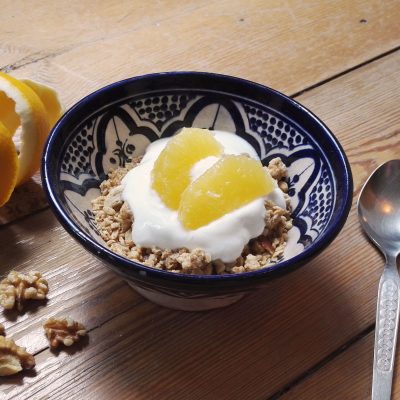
[42,71,353,286]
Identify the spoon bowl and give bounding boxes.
[359,160,400,254]
[358,159,400,400]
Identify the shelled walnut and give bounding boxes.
[0,324,4,336]
[0,336,35,376]
[0,270,49,311]
[43,317,87,349]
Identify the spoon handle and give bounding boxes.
[372,257,400,400]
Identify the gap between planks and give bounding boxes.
[266,323,376,399]
[290,44,400,98]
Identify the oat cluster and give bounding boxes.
[43,317,87,349]
[0,270,49,311]
[0,335,35,376]
[92,157,293,275]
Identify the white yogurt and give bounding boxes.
[121,130,286,262]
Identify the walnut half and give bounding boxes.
[0,270,49,312]
[0,336,35,376]
[44,317,87,349]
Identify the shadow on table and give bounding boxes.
[0,201,56,270]
[50,334,90,356]
[0,368,37,387]
[3,299,49,322]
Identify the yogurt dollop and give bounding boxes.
[121,131,285,262]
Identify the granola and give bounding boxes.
[92,157,292,274]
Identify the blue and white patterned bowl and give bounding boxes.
[42,72,353,311]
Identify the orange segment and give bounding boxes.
[0,72,53,185]
[152,128,223,209]
[178,155,274,230]
[0,121,19,207]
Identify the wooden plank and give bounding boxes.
[1,0,400,224]
[7,0,400,94]
[0,0,205,69]
[1,33,400,400]
[279,331,400,399]
[2,0,400,95]
[279,332,375,399]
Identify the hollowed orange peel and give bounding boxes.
[0,121,18,207]
[0,72,62,207]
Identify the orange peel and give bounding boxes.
[0,72,62,187]
[21,79,63,128]
[0,121,19,206]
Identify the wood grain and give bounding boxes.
[0,0,205,69]
[3,0,400,96]
[280,328,400,399]
[279,332,375,399]
[280,328,400,400]
[6,0,400,96]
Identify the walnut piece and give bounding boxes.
[0,270,49,311]
[44,317,87,349]
[0,336,35,376]
[0,324,4,336]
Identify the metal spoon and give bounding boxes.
[358,160,400,400]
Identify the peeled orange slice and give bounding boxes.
[152,128,223,209]
[0,121,19,207]
[0,72,61,185]
[179,155,274,230]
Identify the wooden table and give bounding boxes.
[1,1,400,398]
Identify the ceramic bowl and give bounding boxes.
[42,72,353,311]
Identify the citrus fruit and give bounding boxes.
[0,72,62,185]
[0,121,19,207]
[21,79,63,128]
[152,128,223,209]
[178,154,274,229]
